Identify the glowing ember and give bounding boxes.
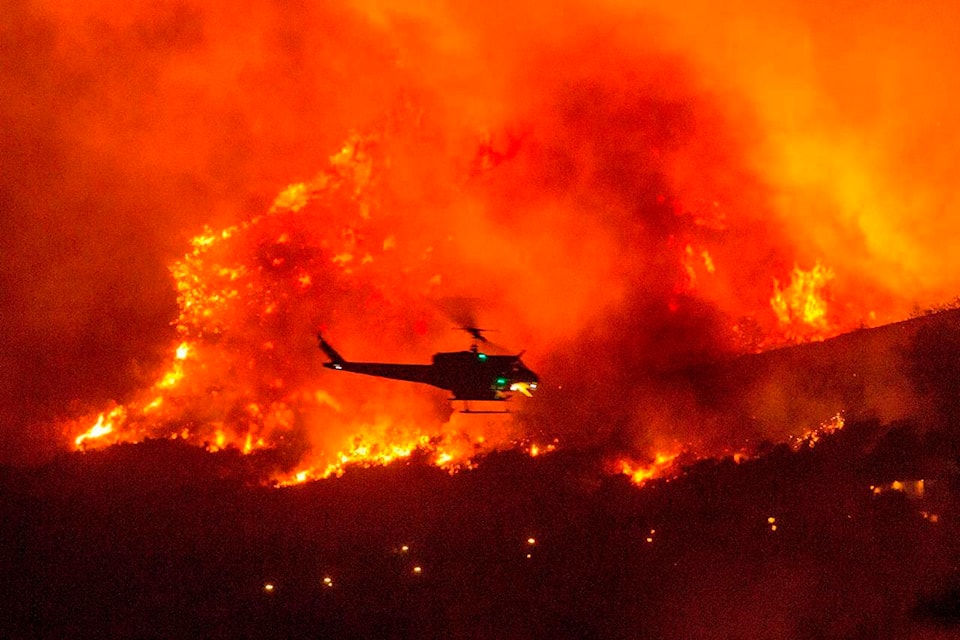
[871,479,925,498]
[791,412,845,450]
[524,439,558,458]
[54,96,877,492]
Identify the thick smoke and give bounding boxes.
[3,0,959,463]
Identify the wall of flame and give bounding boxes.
[2,0,959,467]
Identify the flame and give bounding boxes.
[274,434,446,486]
[56,118,866,492]
[64,132,486,475]
[616,451,681,486]
[8,0,960,487]
[521,438,558,458]
[62,126,558,484]
[791,412,845,451]
[770,262,836,341]
[74,406,126,449]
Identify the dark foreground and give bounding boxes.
[4,416,960,639]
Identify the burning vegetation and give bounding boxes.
[7,0,959,472]
[59,124,859,487]
[4,0,960,636]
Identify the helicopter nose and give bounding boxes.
[507,364,539,396]
[525,368,539,386]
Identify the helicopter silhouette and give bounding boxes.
[318,327,539,408]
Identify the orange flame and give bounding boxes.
[616,451,680,486]
[770,261,835,340]
[74,406,126,449]
[790,412,845,451]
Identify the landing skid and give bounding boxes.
[455,399,512,414]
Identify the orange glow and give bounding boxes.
[770,262,835,341]
[791,412,845,451]
[66,137,533,477]
[616,452,680,486]
[525,440,558,458]
[74,406,125,449]
[32,0,960,488]
[872,479,925,498]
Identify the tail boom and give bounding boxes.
[317,333,346,366]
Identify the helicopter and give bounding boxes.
[317,327,539,407]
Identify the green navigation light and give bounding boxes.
[478,353,487,361]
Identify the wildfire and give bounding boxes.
[65,131,476,476]
[524,439,558,458]
[770,261,836,340]
[64,123,561,486]
[275,433,558,487]
[74,406,126,449]
[790,412,845,451]
[57,112,860,489]
[276,436,421,485]
[616,451,681,486]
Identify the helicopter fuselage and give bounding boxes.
[319,334,539,401]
